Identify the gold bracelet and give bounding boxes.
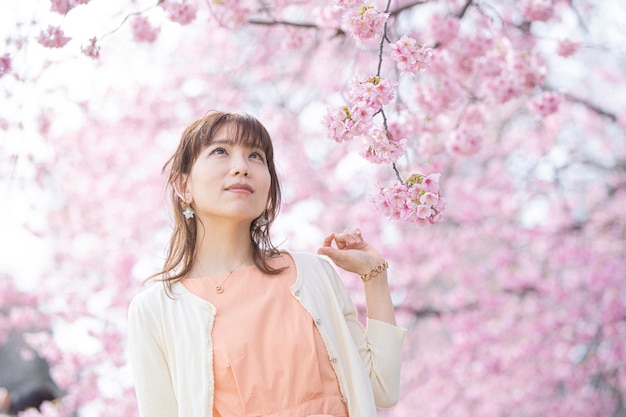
[360,260,389,283]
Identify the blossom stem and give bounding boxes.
[376,0,393,77]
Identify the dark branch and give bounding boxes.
[247,19,319,29]
[457,0,474,19]
[562,92,618,122]
[389,0,428,18]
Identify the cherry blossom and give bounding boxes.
[446,126,483,156]
[131,16,160,44]
[36,26,71,48]
[1,1,625,416]
[528,91,563,117]
[0,54,10,78]
[342,6,389,41]
[81,37,100,59]
[50,0,90,15]
[322,106,365,143]
[429,13,460,45]
[390,36,432,74]
[557,39,581,57]
[374,173,445,226]
[161,1,198,25]
[347,76,396,112]
[360,128,407,164]
[521,0,555,22]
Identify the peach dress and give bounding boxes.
[183,254,350,417]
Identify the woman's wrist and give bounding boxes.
[359,259,389,283]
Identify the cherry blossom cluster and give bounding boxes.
[0,54,11,78]
[429,13,460,45]
[340,4,389,41]
[373,173,445,226]
[557,39,580,57]
[521,0,555,22]
[348,75,396,112]
[160,1,198,25]
[37,25,71,48]
[81,38,100,59]
[0,277,47,345]
[50,0,90,15]
[322,105,369,143]
[528,91,563,117]
[446,125,483,156]
[390,35,432,74]
[322,75,396,143]
[131,16,161,44]
[360,128,407,164]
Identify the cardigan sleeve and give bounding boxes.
[127,289,179,417]
[320,258,407,408]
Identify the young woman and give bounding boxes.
[127,111,406,417]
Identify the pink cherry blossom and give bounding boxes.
[342,6,389,41]
[429,13,460,45]
[36,25,71,48]
[0,54,10,78]
[348,76,396,111]
[1,1,625,416]
[131,16,160,43]
[521,0,555,22]
[418,133,446,157]
[422,173,441,193]
[335,0,362,8]
[446,126,483,156]
[349,102,375,125]
[390,36,432,74]
[50,0,90,15]
[208,1,251,27]
[374,173,445,226]
[81,37,100,59]
[322,106,362,143]
[360,128,407,164]
[556,39,580,57]
[528,91,563,117]
[486,72,524,103]
[161,1,198,25]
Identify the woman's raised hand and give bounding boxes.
[317,229,385,277]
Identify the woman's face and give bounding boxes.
[183,125,271,224]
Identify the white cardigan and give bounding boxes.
[128,251,406,416]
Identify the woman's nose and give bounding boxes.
[230,153,249,176]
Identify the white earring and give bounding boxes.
[254,214,269,227]
[182,204,195,219]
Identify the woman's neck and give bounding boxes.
[188,218,254,277]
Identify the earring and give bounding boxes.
[182,202,195,219]
[254,213,269,227]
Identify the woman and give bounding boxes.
[128,111,406,417]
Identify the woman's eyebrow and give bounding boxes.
[208,139,234,146]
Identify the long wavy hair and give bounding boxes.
[150,111,285,293]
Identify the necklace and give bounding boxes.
[214,257,250,294]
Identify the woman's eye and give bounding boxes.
[211,147,227,155]
[250,152,265,161]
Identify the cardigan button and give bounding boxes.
[294,290,300,297]
[315,318,322,325]
[330,357,338,363]
[341,397,347,403]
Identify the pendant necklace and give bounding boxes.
[214,258,249,294]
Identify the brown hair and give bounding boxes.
[150,111,285,293]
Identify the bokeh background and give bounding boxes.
[1,0,625,416]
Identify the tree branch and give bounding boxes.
[389,0,428,18]
[457,0,474,19]
[247,19,319,29]
[562,92,618,122]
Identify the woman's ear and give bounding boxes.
[173,174,192,203]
